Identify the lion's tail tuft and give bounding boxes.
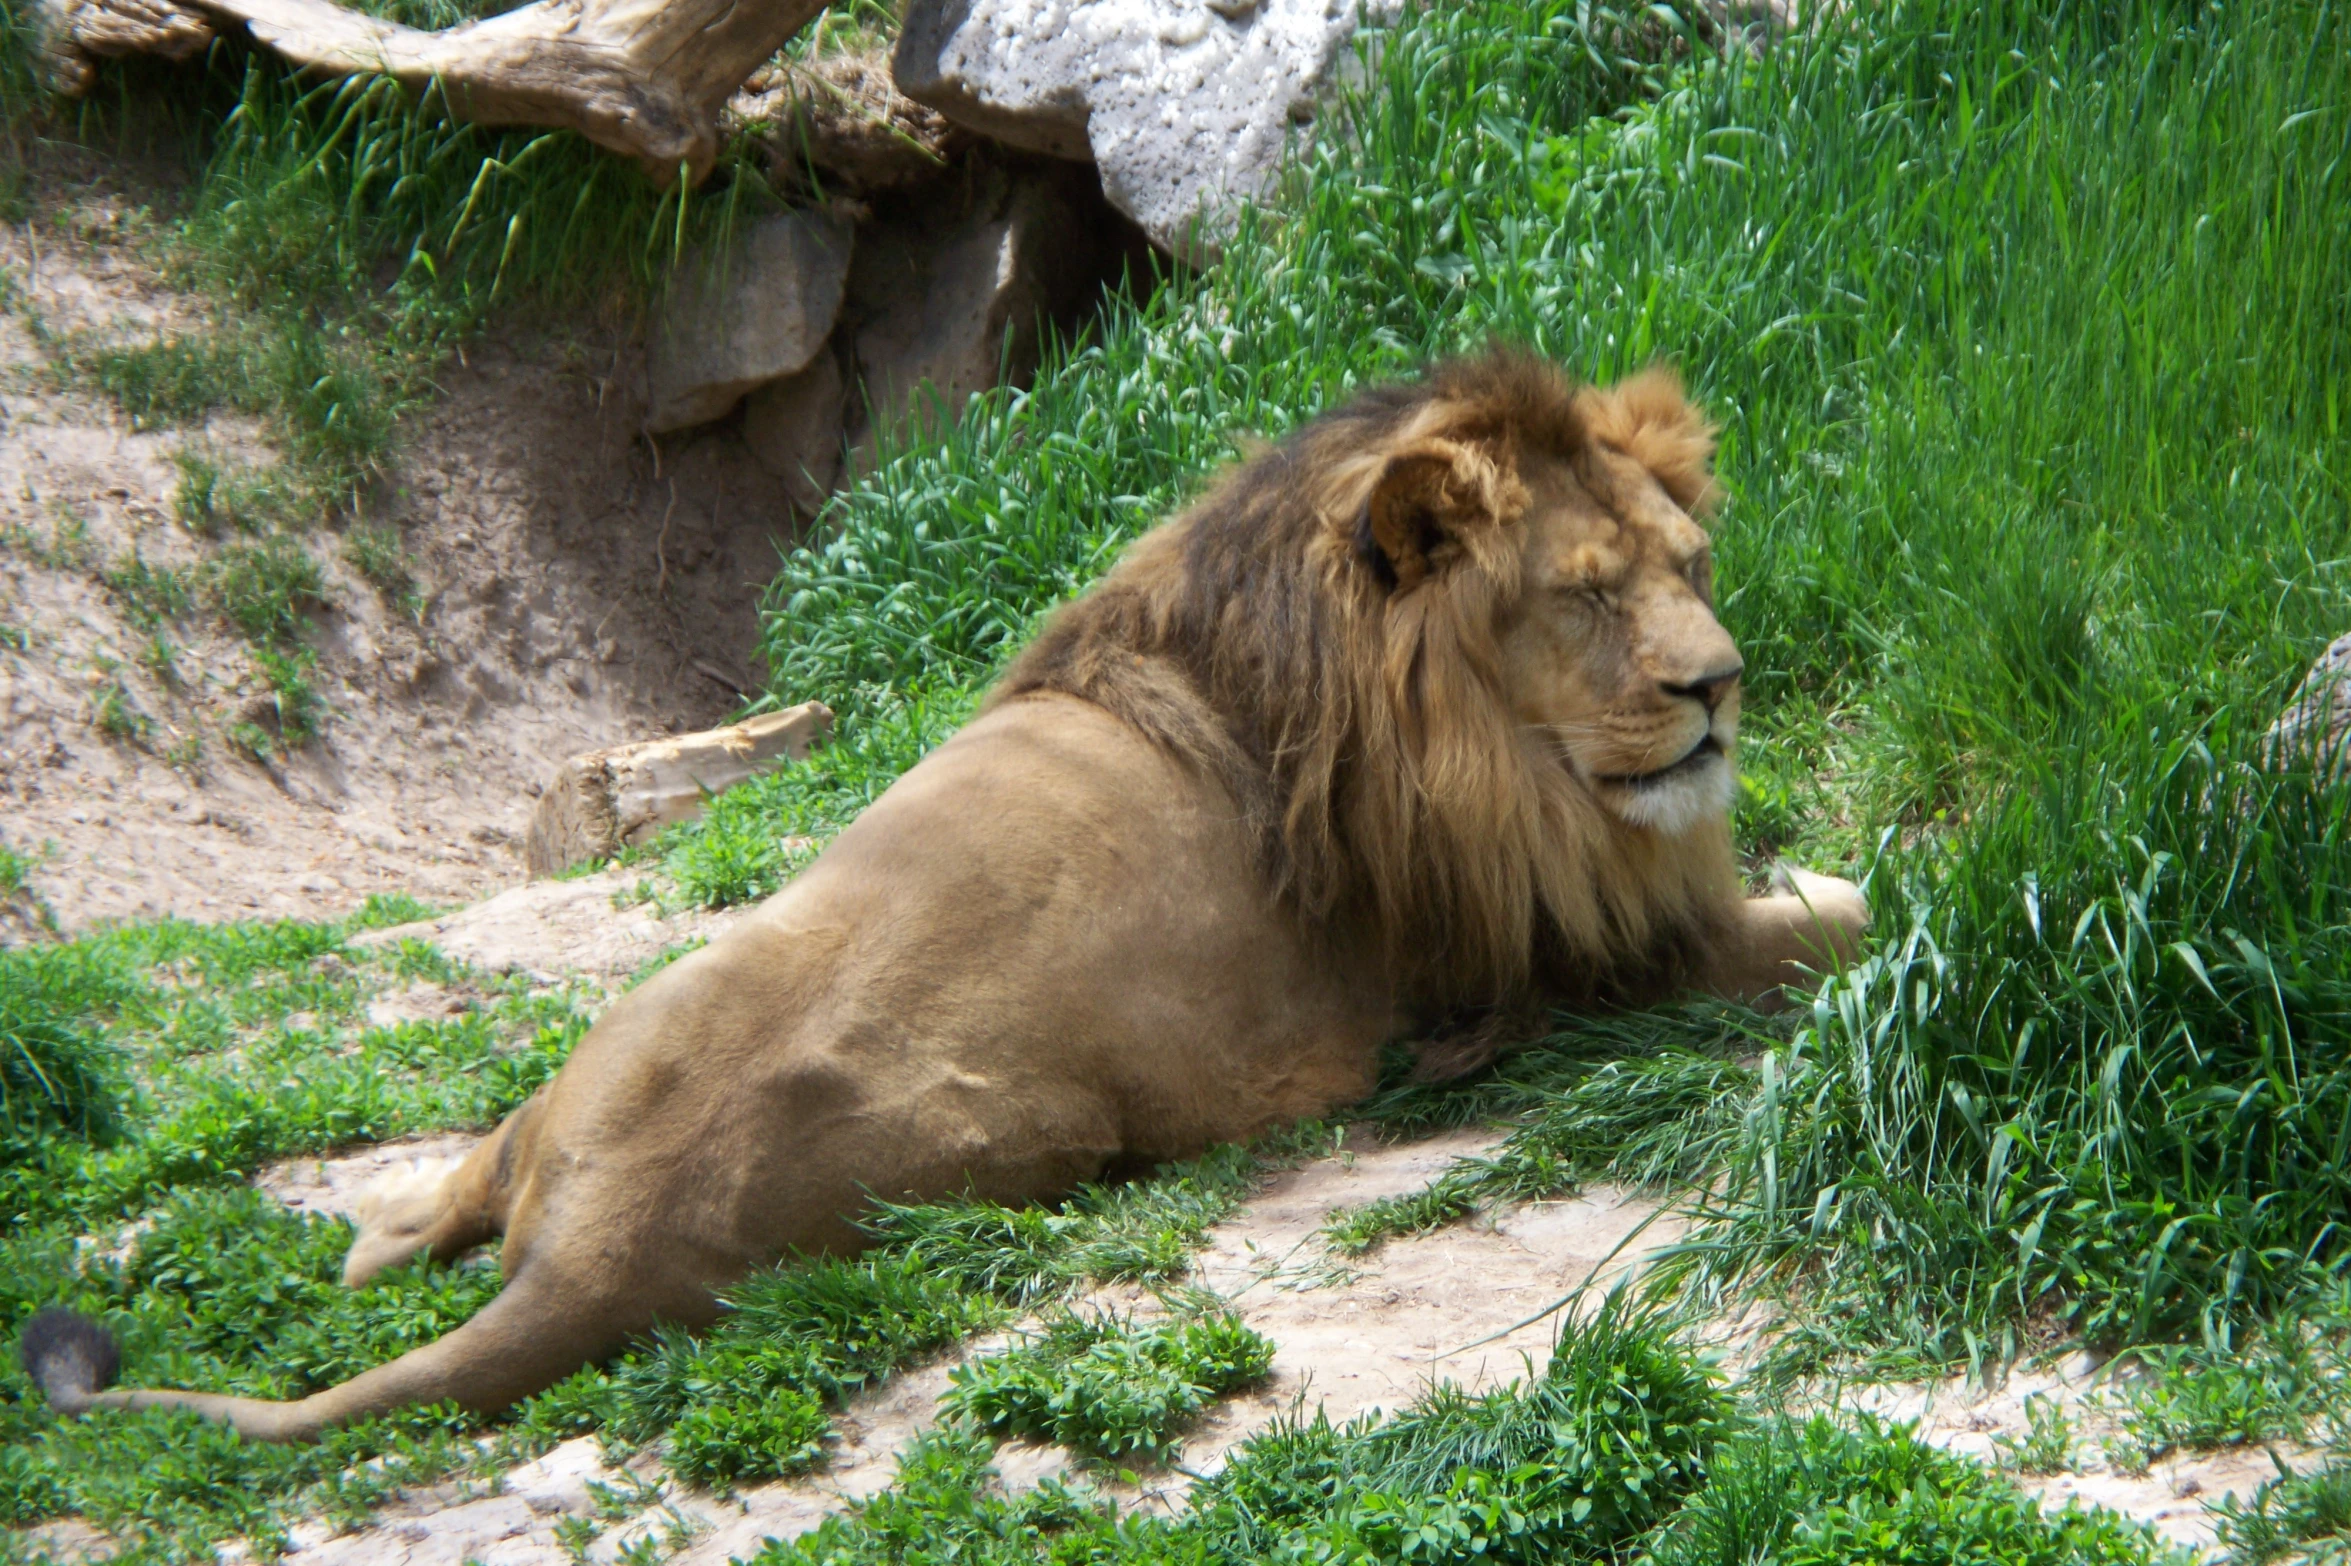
[19,1306,121,1414]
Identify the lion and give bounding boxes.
[22,347,1867,1440]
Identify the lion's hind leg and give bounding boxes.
[343,1095,542,1287]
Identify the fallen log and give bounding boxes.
[35,0,826,178]
[524,700,832,877]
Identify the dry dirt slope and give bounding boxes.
[0,158,818,933]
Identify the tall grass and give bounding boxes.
[755,0,2351,1363]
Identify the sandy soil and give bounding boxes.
[0,152,815,934]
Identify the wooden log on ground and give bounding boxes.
[35,0,826,179]
[524,700,832,877]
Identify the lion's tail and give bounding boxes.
[19,1274,603,1442]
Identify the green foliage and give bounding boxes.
[1990,1394,2075,1477]
[1642,1415,2172,1566]
[171,449,286,536]
[865,1141,1261,1302]
[208,537,323,645]
[0,962,119,1169]
[2102,1318,2351,1471]
[2213,1455,2351,1565]
[102,552,197,629]
[1197,1298,1731,1563]
[617,1254,998,1486]
[943,1310,1272,1461]
[341,522,418,608]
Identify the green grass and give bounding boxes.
[940,1309,1273,1462]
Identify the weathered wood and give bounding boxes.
[38,0,827,179]
[524,700,832,877]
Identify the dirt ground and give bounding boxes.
[0,146,815,934]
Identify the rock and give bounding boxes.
[2268,632,2351,769]
[744,350,848,511]
[645,209,854,433]
[522,701,833,876]
[892,0,1402,258]
[849,165,1118,440]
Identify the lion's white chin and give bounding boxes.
[1605,752,1736,836]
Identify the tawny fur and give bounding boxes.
[24,346,1869,1441]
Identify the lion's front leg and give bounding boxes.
[1704,865,1871,1010]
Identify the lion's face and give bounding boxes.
[1496,441,1741,836]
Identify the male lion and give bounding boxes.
[24,348,1867,1439]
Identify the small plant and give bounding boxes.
[162,729,205,774]
[2213,1455,2351,1565]
[1321,1176,1479,1257]
[209,537,324,645]
[102,552,195,629]
[1993,1392,2077,1476]
[234,645,325,755]
[90,664,151,743]
[2104,1338,2320,1472]
[552,1513,601,1563]
[340,522,416,604]
[80,335,239,428]
[173,449,283,536]
[942,1308,1273,1461]
[139,633,181,686]
[1643,1415,2166,1566]
[0,622,27,651]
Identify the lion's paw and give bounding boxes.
[1770,863,1870,929]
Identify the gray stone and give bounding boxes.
[849,171,1107,440]
[2268,632,2351,769]
[893,0,1400,260]
[645,208,854,433]
[743,350,847,511]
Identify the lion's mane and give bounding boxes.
[992,349,1741,1017]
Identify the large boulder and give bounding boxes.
[645,208,854,433]
[847,163,1123,441]
[892,0,1399,260]
[743,350,848,512]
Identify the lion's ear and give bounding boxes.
[1581,367,1718,515]
[1354,437,1518,592]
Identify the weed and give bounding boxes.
[230,645,324,755]
[89,664,150,744]
[171,448,290,536]
[209,536,323,644]
[139,632,181,686]
[943,1309,1272,1461]
[1642,1414,2169,1566]
[0,622,26,651]
[1992,1394,2076,1476]
[1321,1179,1480,1257]
[102,551,196,628]
[2213,1455,2351,1565]
[340,522,415,603]
[2103,1330,2338,1471]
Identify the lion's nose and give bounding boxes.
[1662,663,1742,711]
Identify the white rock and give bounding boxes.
[645,209,854,433]
[893,0,1401,259]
